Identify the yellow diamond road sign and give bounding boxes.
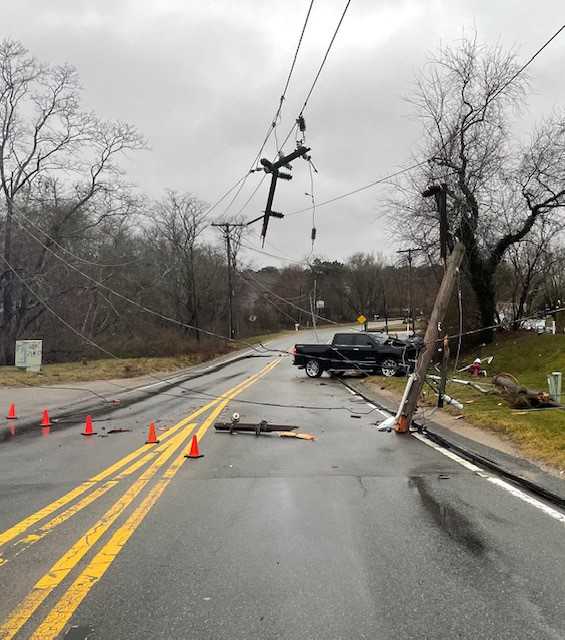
[356,314,367,325]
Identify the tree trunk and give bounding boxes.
[0,199,15,364]
[189,246,200,342]
[466,259,497,344]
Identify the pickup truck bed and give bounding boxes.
[292,332,421,378]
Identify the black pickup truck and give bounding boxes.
[292,332,422,378]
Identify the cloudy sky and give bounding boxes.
[4,1,565,267]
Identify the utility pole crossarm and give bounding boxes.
[258,145,311,244]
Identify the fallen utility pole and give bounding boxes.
[259,145,310,244]
[211,221,246,339]
[395,241,465,433]
[215,419,299,436]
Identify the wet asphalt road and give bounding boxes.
[0,326,564,639]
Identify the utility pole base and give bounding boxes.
[394,415,410,434]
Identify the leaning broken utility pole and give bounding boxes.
[395,241,465,433]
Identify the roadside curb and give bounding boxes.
[340,377,565,508]
[0,351,271,443]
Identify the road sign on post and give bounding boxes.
[15,340,43,373]
[356,314,367,325]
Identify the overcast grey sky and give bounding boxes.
[4,1,565,267]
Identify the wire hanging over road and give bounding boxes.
[214,0,315,221]
[283,22,565,217]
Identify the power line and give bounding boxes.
[12,219,142,269]
[0,245,380,413]
[11,207,273,354]
[275,0,352,154]
[284,23,565,217]
[241,269,338,325]
[488,23,565,105]
[1,253,376,413]
[12,207,565,375]
[298,0,351,116]
[214,1,315,221]
[202,174,249,221]
[286,160,428,216]
[281,0,316,102]
[240,272,300,324]
[0,253,121,361]
[233,174,267,218]
[239,239,307,265]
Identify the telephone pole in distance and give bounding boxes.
[212,222,246,339]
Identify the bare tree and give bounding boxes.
[0,39,145,362]
[151,191,208,339]
[392,35,565,341]
[344,253,385,318]
[502,219,561,328]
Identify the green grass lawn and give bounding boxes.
[366,332,565,470]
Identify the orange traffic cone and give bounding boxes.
[40,409,52,427]
[6,402,17,419]
[82,415,97,436]
[185,434,204,459]
[145,421,159,444]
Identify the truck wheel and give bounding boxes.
[380,359,398,377]
[305,359,322,378]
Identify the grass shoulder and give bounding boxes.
[0,329,293,388]
[364,332,565,470]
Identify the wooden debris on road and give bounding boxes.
[278,432,316,441]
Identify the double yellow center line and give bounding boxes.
[0,359,279,640]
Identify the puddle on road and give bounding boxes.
[408,475,486,555]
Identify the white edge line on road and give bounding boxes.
[342,382,565,524]
[365,402,389,418]
[411,432,565,525]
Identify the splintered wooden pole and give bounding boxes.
[395,241,465,433]
[437,335,450,408]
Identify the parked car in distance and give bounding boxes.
[291,332,422,378]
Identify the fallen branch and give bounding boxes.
[492,373,560,409]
